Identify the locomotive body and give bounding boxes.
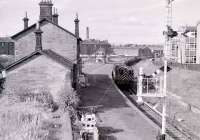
[112,64,135,89]
[112,57,164,92]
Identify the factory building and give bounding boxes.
[80,27,112,63]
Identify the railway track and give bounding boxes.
[121,88,200,140]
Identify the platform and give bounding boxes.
[79,63,160,140]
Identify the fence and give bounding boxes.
[141,77,163,97]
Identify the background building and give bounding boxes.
[80,27,112,63]
[170,26,198,64]
[138,47,154,58]
[112,44,163,58]
[0,37,15,55]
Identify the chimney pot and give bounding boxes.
[35,22,43,51]
[23,11,29,30]
[52,8,59,25]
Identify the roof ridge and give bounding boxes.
[0,37,14,42]
[41,49,74,68]
[5,49,75,72]
[11,19,78,39]
[5,51,42,71]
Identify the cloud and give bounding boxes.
[0,0,198,44]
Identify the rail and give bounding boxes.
[124,88,200,140]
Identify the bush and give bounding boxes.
[59,90,80,124]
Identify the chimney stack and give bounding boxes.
[86,27,89,40]
[52,8,59,25]
[74,13,80,38]
[23,12,29,30]
[39,0,53,21]
[74,13,82,75]
[34,22,43,51]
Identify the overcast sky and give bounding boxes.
[0,0,200,44]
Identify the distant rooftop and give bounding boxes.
[113,44,163,50]
[0,37,14,42]
[178,26,196,32]
[82,39,110,45]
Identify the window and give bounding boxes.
[2,42,5,46]
[185,56,196,64]
[171,44,178,57]
[9,42,14,46]
[184,35,197,64]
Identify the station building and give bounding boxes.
[169,25,200,64]
[0,0,82,91]
[12,0,79,62]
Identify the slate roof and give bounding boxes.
[184,26,196,32]
[5,49,74,72]
[11,19,79,40]
[41,49,74,68]
[179,26,196,33]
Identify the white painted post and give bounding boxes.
[160,0,174,139]
[137,67,143,104]
[2,70,6,78]
[93,128,99,140]
[161,60,167,140]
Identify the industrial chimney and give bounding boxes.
[74,13,80,38]
[86,27,89,40]
[74,13,82,75]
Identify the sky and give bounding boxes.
[0,0,200,45]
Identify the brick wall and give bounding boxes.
[14,22,77,61]
[5,55,72,102]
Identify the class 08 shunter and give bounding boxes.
[111,57,142,89]
[112,64,135,89]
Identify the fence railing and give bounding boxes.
[140,77,163,97]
